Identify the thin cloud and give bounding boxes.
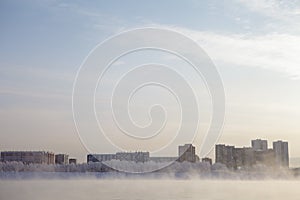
[157,25,300,79]
[235,0,300,19]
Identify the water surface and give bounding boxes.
[1,179,300,200]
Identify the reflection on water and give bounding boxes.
[1,179,300,200]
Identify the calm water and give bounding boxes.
[1,179,300,200]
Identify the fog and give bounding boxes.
[1,162,300,200]
[0,161,298,180]
[1,179,300,200]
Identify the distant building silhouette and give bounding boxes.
[55,154,69,165]
[202,157,212,165]
[215,144,235,169]
[273,140,289,168]
[234,147,255,169]
[69,158,77,164]
[149,157,177,162]
[116,152,149,162]
[1,151,54,164]
[251,139,268,151]
[254,149,275,166]
[215,139,289,169]
[178,144,197,163]
[87,154,116,163]
[87,152,149,163]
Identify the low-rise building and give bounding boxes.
[116,152,150,162]
[1,151,54,164]
[202,157,212,165]
[69,158,77,164]
[87,152,150,163]
[87,154,116,163]
[149,157,178,163]
[55,154,69,165]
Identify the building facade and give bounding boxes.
[115,152,150,162]
[87,152,150,163]
[69,158,77,164]
[251,139,268,151]
[216,139,289,169]
[87,154,116,163]
[215,144,235,169]
[178,144,196,163]
[273,140,289,167]
[233,147,255,169]
[202,157,212,165]
[254,149,275,166]
[1,151,54,164]
[216,145,259,169]
[149,157,178,163]
[55,154,69,165]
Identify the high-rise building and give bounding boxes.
[251,139,268,151]
[216,145,256,169]
[1,151,54,164]
[273,140,289,168]
[233,147,255,169]
[215,139,289,169]
[215,144,235,169]
[178,144,196,163]
[55,154,69,165]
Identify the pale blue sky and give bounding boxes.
[1,0,300,162]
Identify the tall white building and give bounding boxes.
[273,140,289,168]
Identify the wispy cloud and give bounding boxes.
[235,0,300,19]
[234,0,300,33]
[156,25,300,79]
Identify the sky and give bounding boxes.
[1,0,300,163]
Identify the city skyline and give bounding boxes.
[1,0,300,164]
[0,138,296,167]
[1,1,300,200]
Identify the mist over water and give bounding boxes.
[1,179,300,200]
